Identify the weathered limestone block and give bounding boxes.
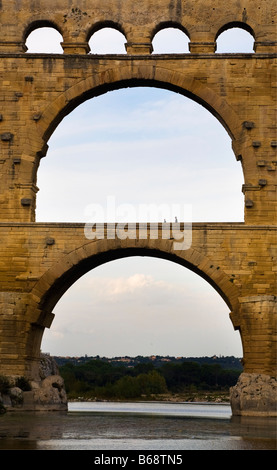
[39,353,60,379]
[238,296,277,376]
[31,375,67,410]
[28,354,67,410]
[9,386,23,406]
[0,354,67,411]
[230,373,277,417]
[0,393,12,408]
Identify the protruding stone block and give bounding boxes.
[1,133,13,142]
[125,42,153,54]
[189,42,216,53]
[230,373,277,416]
[21,198,32,206]
[243,121,255,129]
[61,42,90,54]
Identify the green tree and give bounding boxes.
[132,362,155,376]
[113,376,140,399]
[137,370,167,395]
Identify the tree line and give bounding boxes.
[54,354,242,370]
[59,359,241,400]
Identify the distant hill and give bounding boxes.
[52,354,243,371]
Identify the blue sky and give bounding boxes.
[36,87,244,223]
[26,27,254,358]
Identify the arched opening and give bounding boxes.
[25,25,64,53]
[88,27,127,54]
[152,26,190,53]
[33,82,244,381]
[42,257,241,357]
[216,23,255,53]
[36,87,244,223]
[41,255,242,359]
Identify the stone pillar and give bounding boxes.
[125,42,153,54]
[239,296,276,375]
[230,373,277,417]
[0,354,67,412]
[0,292,67,411]
[189,31,216,53]
[189,42,216,53]
[254,41,277,53]
[230,296,277,416]
[0,42,27,53]
[0,292,32,377]
[61,42,90,54]
[124,27,153,54]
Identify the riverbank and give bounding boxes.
[154,391,230,403]
[69,390,230,404]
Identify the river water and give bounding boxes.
[0,401,276,451]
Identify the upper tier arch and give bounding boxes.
[215,21,256,42]
[38,67,239,145]
[23,20,64,44]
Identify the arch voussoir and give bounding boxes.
[29,235,241,330]
[35,64,241,152]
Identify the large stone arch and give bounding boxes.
[39,65,239,144]
[14,63,249,226]
[27,236,241,372]
[3,51,273,224]
[27,64,246,202]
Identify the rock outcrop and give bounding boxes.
[0,354,67,412]
[230,373,277,416]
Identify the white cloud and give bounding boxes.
[69,273,176,304]
[50,331,64,339]
[48,92,222,144]
[41,257,243,358]
[106,274,157,296]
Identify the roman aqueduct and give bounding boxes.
[0,0,276,415]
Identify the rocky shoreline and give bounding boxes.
[69,391,231,404]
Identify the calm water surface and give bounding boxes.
[0,401,276,451]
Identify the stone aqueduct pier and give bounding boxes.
[0,0,276,415]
